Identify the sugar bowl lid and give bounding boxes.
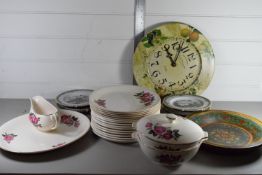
[163,95,211,112]
[134,113,207,144]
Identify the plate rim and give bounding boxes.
[89,84,161,113]
[0,109,90,154]
[187,109,262,149]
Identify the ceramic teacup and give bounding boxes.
[29,96,59,132]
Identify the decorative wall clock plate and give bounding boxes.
[0,110,90,153]
[133,22,215,97]
[188,110,262,149]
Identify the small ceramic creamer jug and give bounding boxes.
[29,96,59,132]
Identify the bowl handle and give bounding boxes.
[201,131,208,142]
[131,131,141,142]
[131,121,137,129]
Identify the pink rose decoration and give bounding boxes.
[163,131,173,140]
[29,113,40,125]
[95,99,106,108]
[74,121,80,128]
[146,122,181,141]
[154,126,166,135]
[2,133,17,144]
[145,122,153,128]
[61,115,74,126]
[61,115,80,128]
[134,91,154,106]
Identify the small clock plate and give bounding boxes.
[56,89,93,109]
[133,22,215,97]
[163,95,211,112]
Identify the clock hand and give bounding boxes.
[172,41,184,66]
[162,44,176,67]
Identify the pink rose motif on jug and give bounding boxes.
[28,113,41,127]
[2,133,17,144]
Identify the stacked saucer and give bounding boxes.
[162,95,211,117]
[89,85,161,143]
[56,89,93,114]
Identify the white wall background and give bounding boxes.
[0,0,262,101]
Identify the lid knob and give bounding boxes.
[166,114,177,120]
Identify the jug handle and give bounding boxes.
[50,112,59,130]
[29,98,35,114]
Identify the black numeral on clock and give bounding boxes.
[150,61,159,67]
[151,71,160,77]
[169,82,176,87]
[181,46,190,53]
[158,78,167,85]
[187,53,196,61]
[154,51,162,58]
[189,65,197,69]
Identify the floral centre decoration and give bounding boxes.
[60,115,80,128]
[134,91,155,106]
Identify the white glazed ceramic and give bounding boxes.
[91,120,133,134]
[134,113,208,145]
[90,104,161,118]
[91,115,134,130]
[90,109,160,143]
[89,85,161,113]
[92,128,136,143]
[29,96,59,132]
[132,131,207,151]
[89,85,161,143]
[0,109,90,153]
[138,138,201,166]
[91,109,160,124]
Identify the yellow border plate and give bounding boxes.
[133,22,215,97]
[188,110,262,149]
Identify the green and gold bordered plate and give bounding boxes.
[133,22,215,97]
[188,110,262,149]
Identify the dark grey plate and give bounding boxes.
[56,89,93,108]
[163,95,211,112]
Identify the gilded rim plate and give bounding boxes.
[188,110,262,149]
[133,22,215,97]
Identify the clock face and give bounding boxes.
[133,22,215,97]
[148,37,202,92]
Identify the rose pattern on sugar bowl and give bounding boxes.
[133,113,208,166]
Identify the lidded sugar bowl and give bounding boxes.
[132,113,208,166]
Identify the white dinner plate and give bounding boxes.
[89,85,161,113]
[0,109,90,153]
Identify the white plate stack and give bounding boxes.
[89,85,161,143]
